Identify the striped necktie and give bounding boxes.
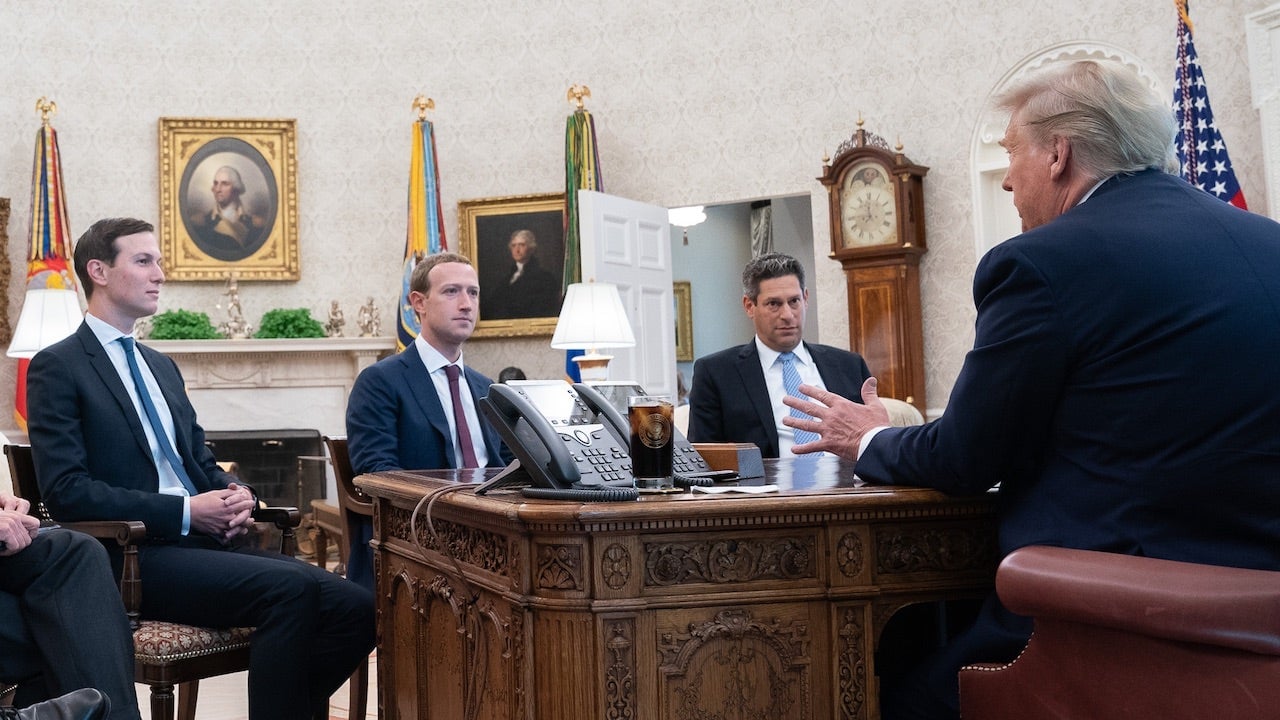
[779,351,819,446]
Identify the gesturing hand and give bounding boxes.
[782,377,891,462]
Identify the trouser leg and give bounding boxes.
[0,530,140,720]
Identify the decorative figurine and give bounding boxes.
[217,273,252,339]
[357,297,380,337]
[325,300,345,337]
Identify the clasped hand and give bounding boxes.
[0,491,38,556]
[190,482,257,544]
[782,377,891,462]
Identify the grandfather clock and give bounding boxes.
[818,119,928,413]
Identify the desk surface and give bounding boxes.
[361,458,997,720]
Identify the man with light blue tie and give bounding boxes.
[26,217,374,720]
[687,252,872,458]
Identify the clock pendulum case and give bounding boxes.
[818,118,928,413]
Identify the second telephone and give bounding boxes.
[477,381,711,500]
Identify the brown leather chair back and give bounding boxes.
[959,545,1280,720]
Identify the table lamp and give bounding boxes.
[6,288,83,358]
[550,282,636,381]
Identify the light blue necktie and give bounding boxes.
[779,351,820,446]
[119,337,199,495]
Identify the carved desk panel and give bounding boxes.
[361,458,997,720]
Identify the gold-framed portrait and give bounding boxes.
[674,280,694,362]
[457,192,566,338]
[159,118,299,281]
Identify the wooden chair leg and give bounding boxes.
[349,661,369,720]
[313,525,329,569]
[176,680,199,720]
[150,682,177,720]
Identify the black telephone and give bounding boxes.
[476,381,711,500]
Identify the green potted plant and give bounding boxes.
[148,309,222,340]
[254,308,327,339]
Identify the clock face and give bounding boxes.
[840,161,898,247]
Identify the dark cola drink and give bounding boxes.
[628,396,674,489]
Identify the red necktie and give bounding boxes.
[444,364,480,468]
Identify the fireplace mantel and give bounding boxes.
[149,336,396,437]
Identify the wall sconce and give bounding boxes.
[6,288,83,358]
[550,282,636,381]
[668,205,707,245]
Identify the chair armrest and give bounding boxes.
[55,520,148,546]
[998,546,1280,655]
[252,505,302,530]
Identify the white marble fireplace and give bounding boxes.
[149,336,396,500]
[149,336,395,436]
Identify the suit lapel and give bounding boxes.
[398,345,456,466]
[734,342,778,447]
[807,343,844,397]
[77,325,152,461]
[462,367,504,466]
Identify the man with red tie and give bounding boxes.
[345,252,509,590]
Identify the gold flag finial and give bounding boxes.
[36,97,57,125]
[567,84,591,110]
[412,95,435,121]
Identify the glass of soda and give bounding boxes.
[627,395,674,490]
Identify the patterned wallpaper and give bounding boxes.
[0,0,1270,429]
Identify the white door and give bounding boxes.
[577,190,675,397]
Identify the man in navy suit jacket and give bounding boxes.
[27,218,374,720]
[786,61,1280,720]
[346,252,508,590]
[687,253,871,458]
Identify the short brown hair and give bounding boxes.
[74,217,155,299]
[409,252,473,295]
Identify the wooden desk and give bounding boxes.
[360,457,997,720]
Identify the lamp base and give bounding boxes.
[572,353,613,382]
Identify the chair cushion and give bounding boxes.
[133,621,253,664]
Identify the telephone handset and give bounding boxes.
[477,382,639,500]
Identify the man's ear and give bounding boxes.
[85,258,110,287]
[1048,136,1072,181]
[742,294,755,317]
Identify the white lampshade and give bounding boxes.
[551,282,636,381]
[7,288,84,358]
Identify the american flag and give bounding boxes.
[1173,0,1247,209]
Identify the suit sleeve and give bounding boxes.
[686,357,726,443]
[27,348,187,537]
[855,243,1070,495]
[345,364,406,476]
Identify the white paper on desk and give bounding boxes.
[691,484,780,494]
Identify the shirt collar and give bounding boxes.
[754,336,813,367]
[414,333,465,374]
[84,312,130,349]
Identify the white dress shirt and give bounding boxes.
[754,337,828,458]
[413,334,489,467]
[84,313,192,533]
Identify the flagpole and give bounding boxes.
[398,95,447,352]
[562,84,604,381]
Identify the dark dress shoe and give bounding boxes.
[1,688,110,720]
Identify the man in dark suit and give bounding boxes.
[687,252,871,458]
[26,217,374,720]
[1,490,137,719]
[346,252,508,590]
[785,60,1280,720]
